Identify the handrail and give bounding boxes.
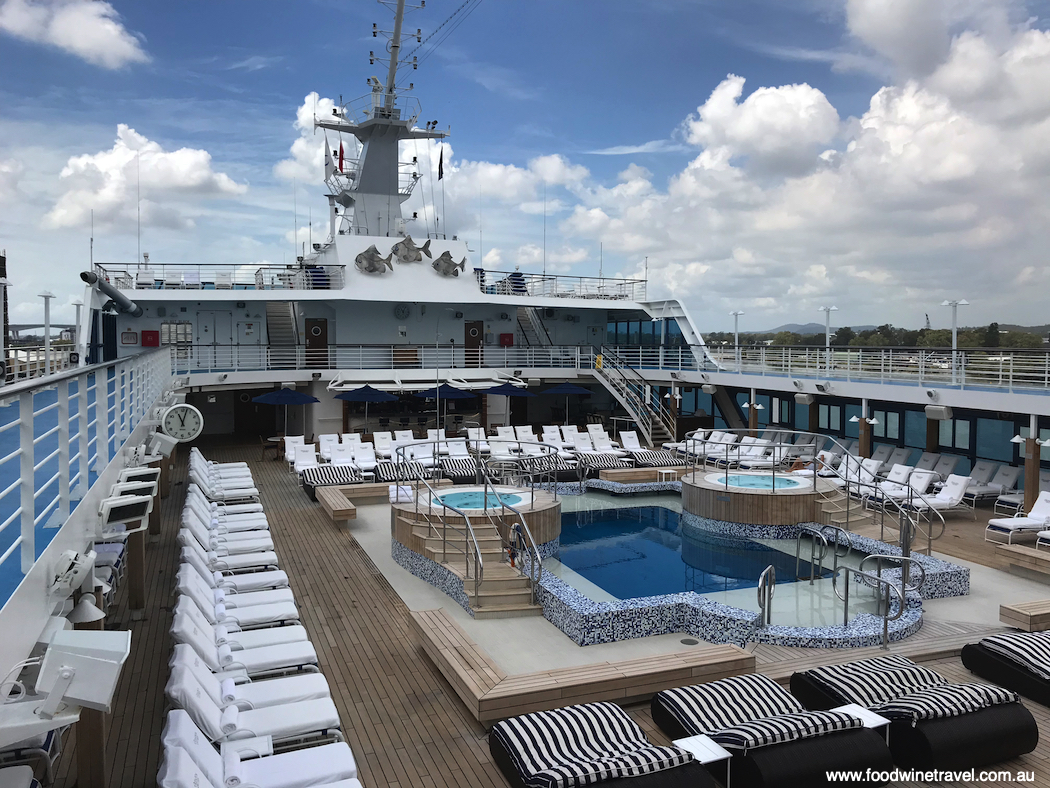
[859,553,927,598]
[757,565,776,625]
[597,345,677,442]
[795,527,829,585]
[832,566,907,649]
[394,443,484,603]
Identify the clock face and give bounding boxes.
[394,303,411,320]
[162,404,204,442]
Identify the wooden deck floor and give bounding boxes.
[51,441,1050,787]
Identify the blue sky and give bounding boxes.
[2,0,1050,332]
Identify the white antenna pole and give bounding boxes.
[293,180,298,260]
[542,181,546,277]
[309,207,312,252]
[599,243,603,279]
[136,152,141,265]
[90,209,94,269]
[384,0,407,112]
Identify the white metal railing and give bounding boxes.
[475,269,647,301]
[3,346,78,384]
[702,345,1050,392]
[0,349,172,600]
[93,263,345,291]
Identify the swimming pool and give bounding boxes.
[436,490,523,509]
[704,473,803,490]
[557,506,827,599]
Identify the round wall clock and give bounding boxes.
[161,403,205,442]
[393,303,411,320]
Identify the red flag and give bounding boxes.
[338,143,344,173]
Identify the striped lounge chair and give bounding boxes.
[963,630,1050,708]
[576,453,633,477]
[489,702,714,788]
[439,457,479,483]
[630,449,687,468]
[299,464,362,502]
[374,461,430,483]
[652,673,892,788]
[791,654,1037,769]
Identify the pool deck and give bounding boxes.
[55,439,1050,788]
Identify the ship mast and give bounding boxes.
[384,0,406,114]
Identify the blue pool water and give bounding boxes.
[710,473,802,490]
[558,507,827,599]
[438,491,523,509]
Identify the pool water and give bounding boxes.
[558,507,827,599]
[707,473,802,490]
[438,491,523,509]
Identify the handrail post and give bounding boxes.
[57,380,71,523]
[20,391,35,572]
[76,372,90,501]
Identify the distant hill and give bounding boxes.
[745,323,877,335]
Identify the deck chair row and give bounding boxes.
[163,451,363,788]
[490,651,1039,788]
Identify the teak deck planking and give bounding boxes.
[48,439,1050,788]
[1000,599,1050,632]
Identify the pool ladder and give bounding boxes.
[795,525,853,584]
[757,565,776,626]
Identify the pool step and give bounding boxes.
[472,602,544,619]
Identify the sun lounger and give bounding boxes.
[170,632,319,679]
[177,570,300,629]
[904,474,972,519]
[490,702,712,788]
[465,428,491,453]
[652,673,893,788]
[967,465,1021,504]
[180,549,288,592]
[166,650,329,711]
[172,599,308,652]
[931,454,961,480]
[631,449,687,468]
[158,710,359,788]
[373,431,394,458]
[187,485,264,515]
[962,631,1050,710]
[880,446,911,472]
[791,654,1037,769]
[179,535,279,573]
[165,667,341,744]
[868,444,892,467]
[986,491,1050,544]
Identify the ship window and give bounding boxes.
[639,321,655,346]
[607,322,616,344]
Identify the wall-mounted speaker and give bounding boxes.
[924,405,953,420]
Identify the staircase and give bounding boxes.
[266,301,298,345]
[394,511,543,619]
[516,306,552,347]
[816,489,877,529]
[591,345,675,447]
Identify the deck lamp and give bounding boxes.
[67,596,105,625]
[741,402,764,409]
[849,415,879,425]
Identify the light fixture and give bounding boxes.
[741,402,764,410]
[67,596,105,624]
[849,415,878,425]
[792,379,803,390]
[1010,435,1027,444]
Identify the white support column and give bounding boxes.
[19,391,34,572]
[56,380,70,523]
[76,372,89,501]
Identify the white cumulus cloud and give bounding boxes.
[0,158,23,201]
[44,124,246,230]
[274,93,340,183]
[0,0,148,69]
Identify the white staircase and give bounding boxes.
[516,306,552,347]
[265,301,298,345]
[591,346,675,446]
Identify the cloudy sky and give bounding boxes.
[2,0,1050,332]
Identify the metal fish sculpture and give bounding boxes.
[355,244,394,274]
[432,251,467,277]
[390,236,432,264]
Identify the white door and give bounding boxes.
[195,311,234,369]
[236,321,264,369]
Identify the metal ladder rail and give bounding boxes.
[757,565,776,626]
[858,553,928,599]
[397,444,485,601]
[795,528,829,584]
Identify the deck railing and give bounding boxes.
[3,345,79,384]
[475,269,647,301]
[0,349,172,602]
[93,263,345,291]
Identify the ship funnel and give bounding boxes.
[80,271,143,318]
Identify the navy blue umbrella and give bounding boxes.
[334,385,399,429]
[413,384,476,400]
[540,382,592,425]
[253,387,319,434]
[482,383,536,397]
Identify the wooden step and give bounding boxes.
[472,602,544,619]
[469,588,536,607]
[442,560,525,581]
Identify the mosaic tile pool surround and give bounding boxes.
[392,479,967,648]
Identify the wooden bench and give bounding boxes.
[1001,600,1050,632]
[316,486,357,528]
[996,543,1050,581]
[598,467,688,483]
[409,608,755,725]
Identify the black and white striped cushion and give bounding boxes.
[981,632,1050,680]
[375,461,429,482]
[300,464,361,486]
[871,683,1018,722]
[577,453,632,470]
[632,449,687,468]
[440,458,478,479]
[709,710,864,752]
[491,702,692,788]
[656,674,803,734]
[522,455,576,472]
[803,655,947,707]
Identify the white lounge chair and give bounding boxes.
[541,425,567,448]
[446,439,470,458]
[352,445,378,473]
[283,435,305,465]
[172,598,308,652]
[187,485,264,516]
[318,434,340,462]
[586,423,619,447]
[619,431,643,452]
[177,565,295,609]
[995,469,1050,515]
[867,464,913,502]
[988,491,1050,544]
[868,444,892,467]
[293,445,319,477]
[880,446,912,472]
[591,433,627,456]
[158,710,359,788]
[465,427,491,453]
[914,452,940,471]
[372,431,394,458]
[329,444,355,466]
[176,570,300,629]
[560,425,581,445]
[904,473,972,519]
[179,537,279,573]
[394,429,415,443]
[495,426,520,449]
[165,667,341,745]
[514,425,538,444]
[181,515,274,553]
[180,547,288,593]
[185,498,268,532]
[170,631,319,681]
[931,454,961,480]
[968,465,1021,504]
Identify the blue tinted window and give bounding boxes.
[977,418,1015,462]
[844,404,860,437]
[904,410,926,448]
